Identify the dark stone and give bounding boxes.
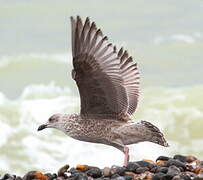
[179,167,185,172]
[152,172,166,180]
[110,166,126,176]
[55,177,65,180]
[166,159,186,169]
[45,173,57,180]
[156,156,171,162]
[111,174,125,180]
[112,176,125,180]
[153,172,172,180]
[86,167,102,178]
[156,167,168,174]
[150,167,158,173]
[180,175,192,180]
[173,155,187,163]
[15,177,22,180]
[135,167,149,174]
[69,173,88,180]
[124,175,133,180]
[172,175,184,180]
[167,165,181,177]
[126,162,140,172]
[111,174,120,178]
[0,174,15,180]
[22,171,36,180]
[135,160,155,168]
[68,168,81,174]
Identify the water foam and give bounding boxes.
[0,85,202,174]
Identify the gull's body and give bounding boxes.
[38,16,169,165]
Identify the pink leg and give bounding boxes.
[123,146,129,166]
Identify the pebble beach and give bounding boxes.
[1,154,202,180]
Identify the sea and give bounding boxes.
[0,0,203,175]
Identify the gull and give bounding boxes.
[38,16,169,166]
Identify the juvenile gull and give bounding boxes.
[38,16,169,166]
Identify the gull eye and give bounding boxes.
[48,117,55,123]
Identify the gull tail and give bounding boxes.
[141,120,169,147]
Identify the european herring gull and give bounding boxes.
[38,16,169,166]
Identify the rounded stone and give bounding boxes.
[126,162,140,172]
[186,156,197,163]
[156,160,167,166]
[180,175,192,180]
[76,165,89,172]
[71,173,88,180]
[167,165,181,177]
[156,156,170,161]
[111,174,121,179]
[135,160,155,169]
[152,172,166,180]
[173,155,187,163]
[86,167,102,178]
[58,164,69,177]
[1,174,14,180]
[150,167,158,173]
[135,167,149,174]
[45,173,57,180]
[166,159,186,169]
[124,175,133,180]
[103,167,111,177]
[68,168,81,174]
[156,167,168,174]
[15,177,22,180]
[110,166,126,176]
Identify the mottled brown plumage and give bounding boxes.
[38,16,169,166]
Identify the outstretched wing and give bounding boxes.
[70,16,139,120]
[118,48,140,114]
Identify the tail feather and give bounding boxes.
[141,120,169,147]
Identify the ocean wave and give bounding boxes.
[21,82,71,100]
[153,33,203,45]
[0,85,202,174]
[0,53,72,68]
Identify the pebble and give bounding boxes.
[166,159,186,169]
[174,155,187,163]
[156,156,170,161]
[135,160,155,169]
[0,174,15,180]
[156,167,168,174]
[124,175,133,180]
[110,166,126,176]
[86,166,102,178]
[76,165,89,172]
[102,167,111,177]
[1,154,202,180]
[152,172,167,180]
[125,162,140,172]
[57,164,69,177]
[186,156,197,163]
[69,173,88,180]
[167,165,181,177]
[135,167,149,174]
[156,160,167,166]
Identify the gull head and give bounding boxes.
[37,113,64,131]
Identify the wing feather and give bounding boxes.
[70,16,140,120]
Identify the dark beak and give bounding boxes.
[38,124,47,131]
